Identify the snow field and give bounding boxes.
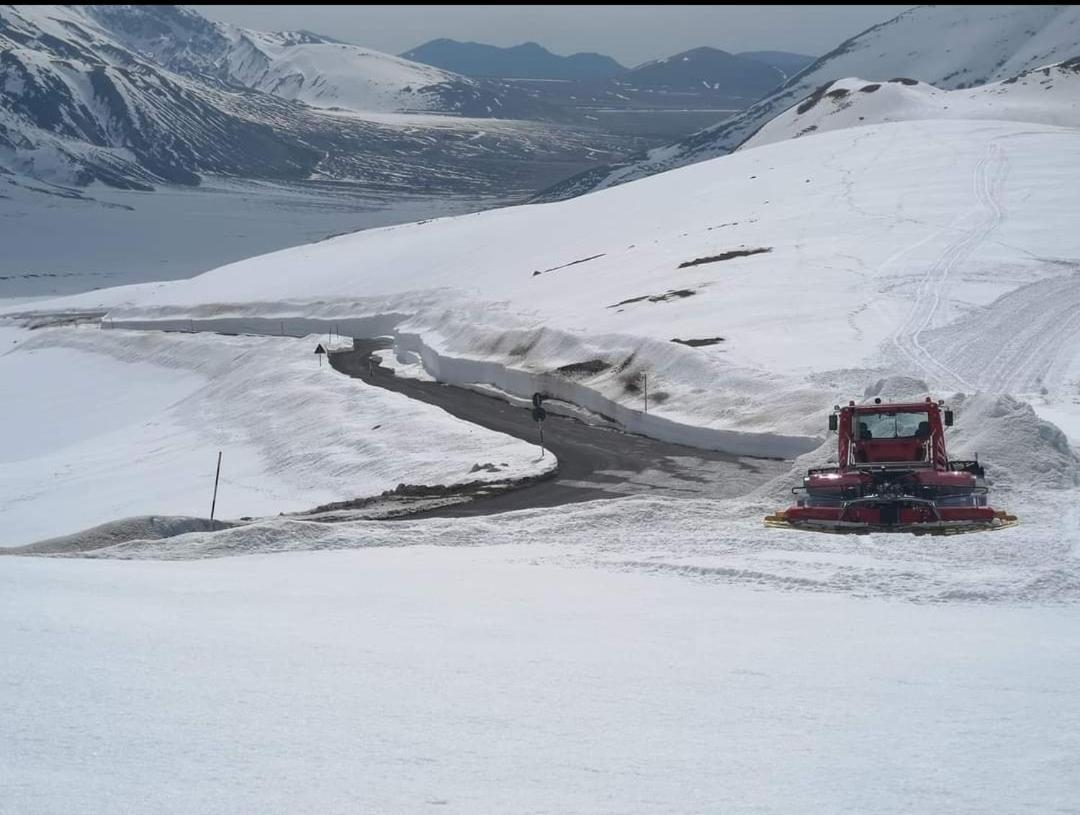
[0,326,552,547]
[3,547,1079,814]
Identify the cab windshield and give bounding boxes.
[856,411,930,440]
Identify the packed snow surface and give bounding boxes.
[0,326,550,547]
[3,541,1079,814]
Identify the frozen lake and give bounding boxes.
[0,176,509,298]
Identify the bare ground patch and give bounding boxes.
[671,336,725,347]
[677,247,771,268]
[608,288,697,309]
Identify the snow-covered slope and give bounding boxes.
[540,4,1080,199]
[72,4,542,117]
[0,325,551,547]
[743,59,1080,149]
[221,31,460,113]
[14,114,1080,462]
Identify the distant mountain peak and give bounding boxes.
[401,38,626,80]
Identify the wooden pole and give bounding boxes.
[210,451,222,527]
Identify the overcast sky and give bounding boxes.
[189,5,913,67]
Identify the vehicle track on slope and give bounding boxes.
[928,269,1080,396]
[329,341,788,519]
[890,141,1008,388]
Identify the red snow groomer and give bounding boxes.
[765,398,1017,535]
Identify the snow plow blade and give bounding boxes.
[763,510,1018,536]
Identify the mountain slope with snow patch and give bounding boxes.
[0,5,600,192]
[540,4,1080,199]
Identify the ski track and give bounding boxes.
[890,140,1008,389]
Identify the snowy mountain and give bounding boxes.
[539,4,1080,200]
[73,5,545,116]
[402,39,626,81]
[0,5,604,193]
[742,59,1080,149]
[623,47,785,98]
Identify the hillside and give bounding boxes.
[14,115,1080,459]
[737,50,815,79]
[742,59,1080,149]
[0,5,617,193]
[625,47,785,98]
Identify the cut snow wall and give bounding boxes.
[101,314,820,460]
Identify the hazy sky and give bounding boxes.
[190,5,913,67]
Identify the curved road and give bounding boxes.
[330,341,787,519]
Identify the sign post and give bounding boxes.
[532,392,548,457]
[642,372,648,414]
[315,343,326,367]
[210,450,222,529]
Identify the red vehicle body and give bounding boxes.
[765,398,1017,535]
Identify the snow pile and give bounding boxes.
[948,392,1080,491]
[743,61,1080,149]
[11,516,233,555]
[0,327,551,547]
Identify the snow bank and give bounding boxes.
[0,326,551,547]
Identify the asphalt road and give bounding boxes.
[330,341,787,518]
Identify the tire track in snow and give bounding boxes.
[890,141,1008,388]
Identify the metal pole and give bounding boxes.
[643,373,648,414]
[538,420,545,457]
[210,451,222,527]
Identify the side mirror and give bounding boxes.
[944,410,954,427]
[828,414,838,431]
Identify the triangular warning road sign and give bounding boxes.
[315,344,326,354]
